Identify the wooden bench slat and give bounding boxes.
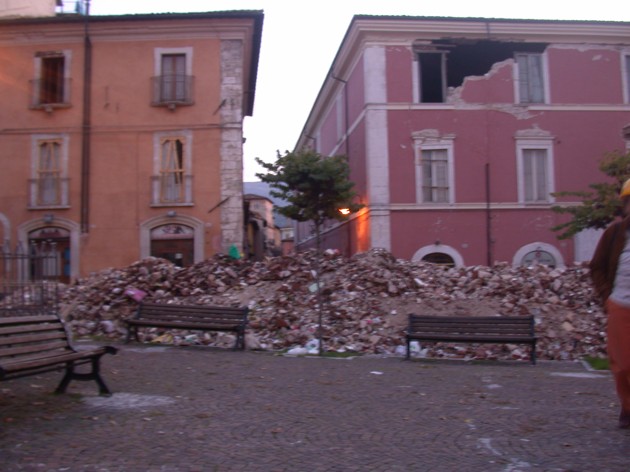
[128,320,243,329]
[0,322,66,337]
[0,311,117,395]
[134,313,245,321]
[0,315,60,326]
[406,314,537,364]
[125,302,249,350]
[0,339,71,358]
[0,330,68,348]
[1,347,110,374]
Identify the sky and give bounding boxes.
[89,0,630,181]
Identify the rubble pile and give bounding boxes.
[59,248,607,362]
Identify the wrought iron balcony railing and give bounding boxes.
[151,75,194,107]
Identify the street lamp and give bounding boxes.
[338,207,351,216]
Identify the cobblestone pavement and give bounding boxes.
[1,343,628,472]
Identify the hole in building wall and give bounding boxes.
[416,39,548,103]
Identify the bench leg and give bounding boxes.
[55,364,74,394]
[233,331,245,350]
[55,358,113,396]
[405,339,410,360]
[125,325,139,344]
[531,343,537,365]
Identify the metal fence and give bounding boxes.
[1,241,60,315]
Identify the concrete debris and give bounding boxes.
[59,248,607,362]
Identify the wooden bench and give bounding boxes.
[406,314,537,364]
[0,314,118,395]
[125,302,249,350]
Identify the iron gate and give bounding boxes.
[1,241,60,315]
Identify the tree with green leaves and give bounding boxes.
[255,149,364,355]
[255,149,364,251]
[551,150,630,239]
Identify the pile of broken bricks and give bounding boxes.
[56,248,607,362]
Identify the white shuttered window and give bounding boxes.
[421,149,449,203]
[516,53,545,104]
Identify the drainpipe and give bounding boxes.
[331,73,352,256]
[330,73,349,156]
[80,0,92,233]
[485,162,492,266]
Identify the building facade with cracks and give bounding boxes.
[295,15,630,268]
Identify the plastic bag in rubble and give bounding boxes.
[306,339,320,354]
[228,244,241,259]
[125,287,147,303]
[409,341,421,356]
[287,346,308,356]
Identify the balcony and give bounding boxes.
[29,78,72,110]
[151,75,194,108]
[28,178,70,209]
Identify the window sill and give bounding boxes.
[520,202,554,207]
[30,104,71,112]
[28,205,70,210]
[151,101,194,110]
[150,203,194,208]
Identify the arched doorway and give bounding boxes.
[28,226,71,283]
[150,223,194,267]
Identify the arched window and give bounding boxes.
[513,242,564,269]
[412,243,464,267]
[421,252,455,267]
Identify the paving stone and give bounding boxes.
[0,346,627,471]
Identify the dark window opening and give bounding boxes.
[421,252,454,267]
[40,56,65,104]
[416,40,548,102]
[418,53,445,103]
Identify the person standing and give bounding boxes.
[590,178,630,429]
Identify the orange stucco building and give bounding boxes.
[0,4,263,281]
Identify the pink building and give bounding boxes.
[295,16,630,267]
[0,2,263,281]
